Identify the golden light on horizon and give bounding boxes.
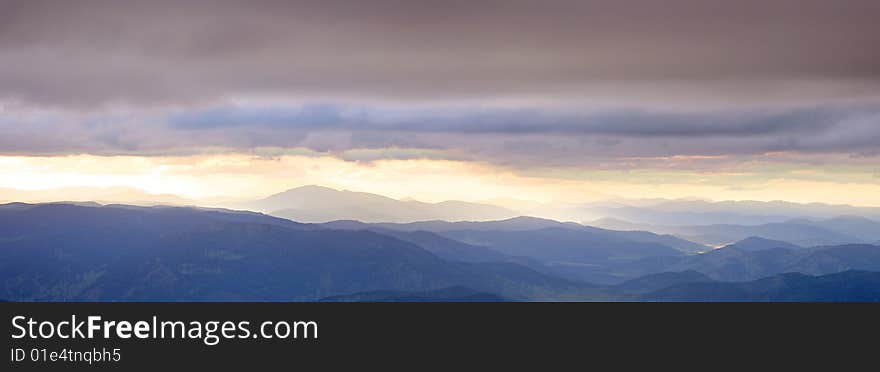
[1,153,880,209]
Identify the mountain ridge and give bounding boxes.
[0,202,586,301]
[592,217,872,247]
[243,185,518,223]
[335,216,707,254]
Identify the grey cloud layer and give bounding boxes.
[3,103,879,169]
[168,104,850,137]
[1,0,879,106]
[2,0,879,169]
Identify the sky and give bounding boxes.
[1,0,880,207]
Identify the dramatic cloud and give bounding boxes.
[1,0,879,106]
[2,102,880,169]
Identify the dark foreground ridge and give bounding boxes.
[0,203,586,301]
[643,270,880,302]
[319,286,509,302]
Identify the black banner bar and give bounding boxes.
[2,302,876,370]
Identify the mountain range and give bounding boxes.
[0,203,592,301]
[321,216,711,284]
[592,216,880,247]
[324,216,707,254]
[238,187,880,251]
[241,185,518,223]
[2,201,880,301]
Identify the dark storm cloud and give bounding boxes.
[1,0,879,106]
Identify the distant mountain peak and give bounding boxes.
[241,185,517,223]
[284,184,337,192]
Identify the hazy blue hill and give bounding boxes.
[593,215,873,247]
[720,237,802,252]
[364,216,706,254]
[324,218,694,284]
[321,220,550,273]
[643,271,880,302]
[402,219,707,284]
[617,243,880,282]
[410,227,689,285]
[370,216,580,232]
[324,216,880,287]
[786,244,880,275]
[242,185,516,223]
[596,219,865,247]
[437,227,685,264]
[803,216,880,243]
[319,286,508,302]
[324,217,708,284]
[322,220,511,262]
[372,230,512,263]
[594,228,708,254]
[613,271,714,295]
[676,222,858,248]
[662,247,795,282]
[0,203,585,301]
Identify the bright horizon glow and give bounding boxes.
[2,153,880,209]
